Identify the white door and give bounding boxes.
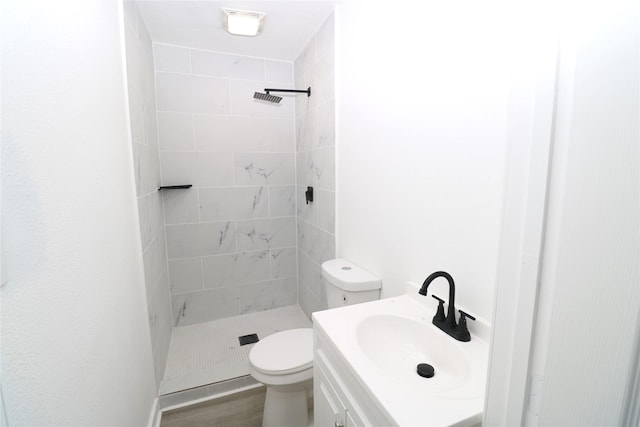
[486,3,639,425]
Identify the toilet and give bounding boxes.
[248,258,382,427]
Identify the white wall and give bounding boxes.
[1,1,157,425]
[335,0,510,321]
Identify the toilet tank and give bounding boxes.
[321,259,382,308]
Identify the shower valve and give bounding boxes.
[305,186,313,204]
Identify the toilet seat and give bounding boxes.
[249,328,313,376]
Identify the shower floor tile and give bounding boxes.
[160,304,311,395]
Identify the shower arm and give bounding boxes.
[265,87,311,97]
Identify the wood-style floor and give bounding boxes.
[160,386,266,427]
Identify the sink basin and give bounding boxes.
[356,314,471,393]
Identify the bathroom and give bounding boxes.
[1,0,638,426]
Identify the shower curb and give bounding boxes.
[158,375,261,412]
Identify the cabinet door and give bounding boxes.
[345,409,360,427]
[314,366,346,427]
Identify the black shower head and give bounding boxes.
[253,91,282,103]
[253,87,311,104]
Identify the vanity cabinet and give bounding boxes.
[313,325,392,427]
[312,288,489,427]
[315,362,358,427]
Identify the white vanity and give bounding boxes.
[312,283,490,427]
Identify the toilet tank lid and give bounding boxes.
[321,258,382,292]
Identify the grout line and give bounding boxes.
[195,187,202,222]
[154,109,296,121]
[154,41,295,63]
[166,246,295,263]
[164,215,296,227]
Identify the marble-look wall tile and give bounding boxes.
[154,44,190,73]
[156,72,230,114]
[166,221,236,259]
[296,184,317,225]
[172,288,239,326]
[149,190,164,236]
[294,37,315,81]
[298,249,322,296]
[237,217,296,251]
[298,284,325,318]
[271,247,297,279]
[234,153,295,186]
[162,188,199,224]
[316,101,335,148]
[144,96,159,148]
[316,189,335,234]
[143,234,168,302]
[148,275,172,385]
[296,111,316,152]
[191,50,264,80]
[138,194,154,249]
[267,118,295,153]
[128,86,145,144]
[269,186,296,217]
[133,142,159,196]
[168,258,204,294]
[295,151,307,187]
[202,250,270,288]
[194,115,267,152]
[158,112,195,151]
[294,73,311,118]
[161,152,234,187]
[238,278,297,314]
[314,13,334,61]
[199,187,268,221]
[307,147,335,191]
[265,60,293,83]
[312,53,335,107]
[297,219,335,265]
[123,10,142,82]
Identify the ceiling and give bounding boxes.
[135,1,337,61]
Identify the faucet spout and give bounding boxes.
[419,271,456,328]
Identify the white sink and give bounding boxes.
[313,282,491,426]
[357,314,470,393]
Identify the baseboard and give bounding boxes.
[146,397,161,427]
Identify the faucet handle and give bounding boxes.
[431,294,446,322]
[459,310,476,322]
[455,310,476,342]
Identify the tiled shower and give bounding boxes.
[123,3,335,391]
[157,43,299,326]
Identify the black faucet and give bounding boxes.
[419,271,475,342]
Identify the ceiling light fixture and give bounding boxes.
[222,8,266,37]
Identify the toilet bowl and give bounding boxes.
[249,328,313,427]
[249,258,382,427]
